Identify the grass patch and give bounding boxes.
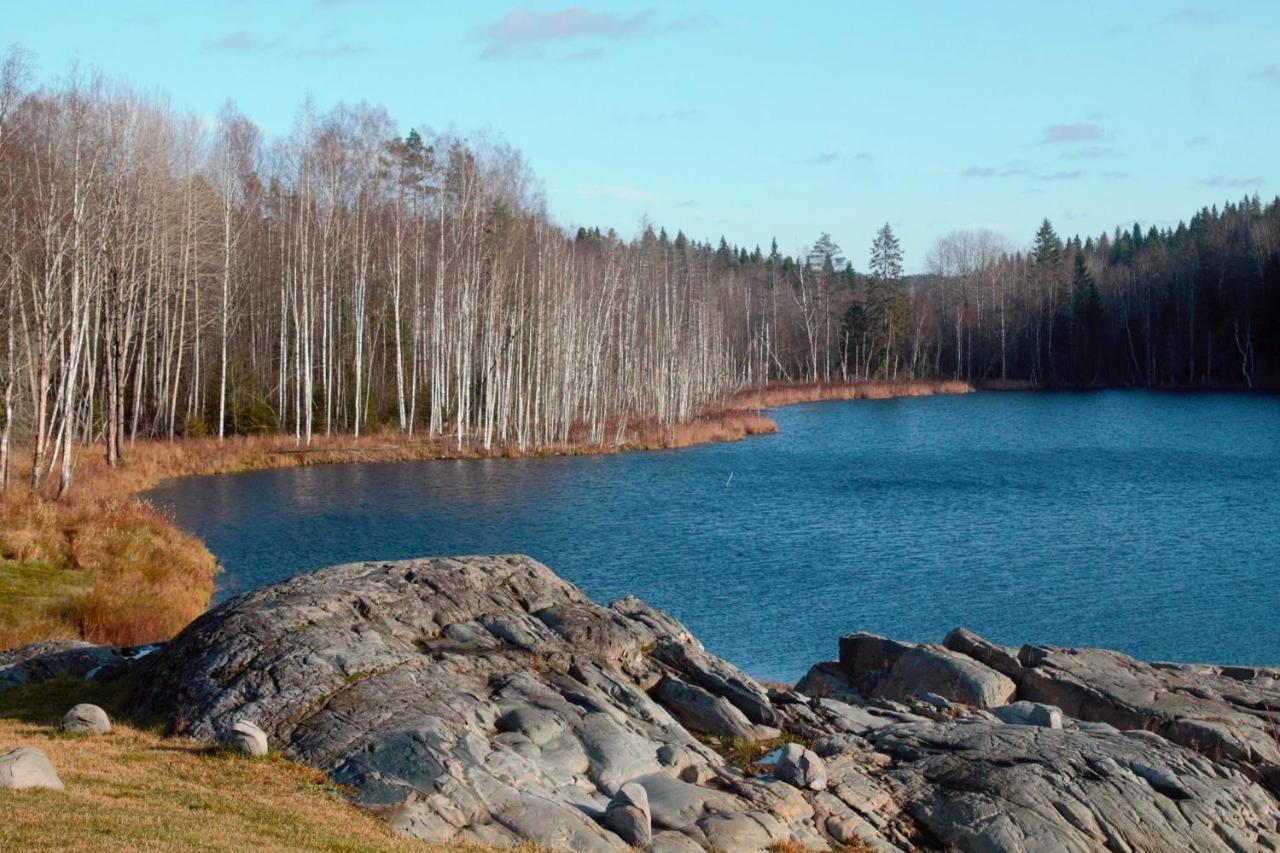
[0,560,94,649]
[0,678,458,852]
[698,732,809,775]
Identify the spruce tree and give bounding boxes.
[869,223,903,281]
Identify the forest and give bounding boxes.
[1,48,1277,497]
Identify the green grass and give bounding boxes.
[0,560,94,648]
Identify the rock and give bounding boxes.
[992,700,1062,729]
[774,742,826,790]
[227,720,268,757]
[652,676,759,740]
[650,639,777,725]
[124,555,1280,852]
[868,718,1280,852]
[1018,644,1280,783]
[837,633,914,689]
[875,646,1016,709]
[0,641,129,692]
[943,627,1025,681]
[60,703,112,735]
[0,747,64,791]
[130,557,799,850]
[602,781,652,846]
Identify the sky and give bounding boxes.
[4,1,1278,271]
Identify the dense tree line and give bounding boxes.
[1,50,1277,496]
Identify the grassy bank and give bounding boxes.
[0,678,466,852]
[0,379,970,650]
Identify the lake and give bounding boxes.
[145,390,1280,682]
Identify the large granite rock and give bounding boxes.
[117,557,1280,852]
[1015,643,1280,790]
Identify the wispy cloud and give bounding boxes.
[1062,146,1118,160]
[1164,7,1226,29]
[1040,122,1104,144]
[292,43,368,59]
[575,184,660,203]
[797,150,874,166]
[205,31,278,53]
[1200,176,1264,188]
[961,163,1030,179]
[1036,169,1085,182]
[1261,64,1280,83]
[962,163,1085,182]
[471,7,714,60]
[1186,135,1210,146]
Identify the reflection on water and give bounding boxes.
[146,391,1280,681]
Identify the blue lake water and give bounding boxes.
[145,391,1280,682]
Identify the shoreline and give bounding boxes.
[0,378,973,650]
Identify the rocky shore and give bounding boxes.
[4,555,1279,851]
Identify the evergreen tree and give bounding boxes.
[1032,218,1063,267]
[869,223,903,281]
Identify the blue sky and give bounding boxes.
[5,1,1278,270]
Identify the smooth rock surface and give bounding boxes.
[602,781,652,846]
[773,742,827,790]
[0,747,64,791]
[227,720,268,757]
[60,703,112,735]
[876,646,1016,710]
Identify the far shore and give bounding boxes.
[0,378,973,651]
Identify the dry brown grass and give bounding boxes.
[0,379,968,651]
[728,378,973,410]
[0,678,474,852]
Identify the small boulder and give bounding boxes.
[226,720,268,757]
[0,747,64,791]
[944,627,1025,681]
[994,701,1063,729]
[774,742,827,790]
[876,646,1016,709]
[652,676,759,740]
[60,703,112,735]
[601,781,652,846]
[837,633,914,684]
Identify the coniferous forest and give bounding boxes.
[1,50,1277,495]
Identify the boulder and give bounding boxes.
[602,781,652,846]
[837,633,913,688]
[943,627,1024,681]
[993,701,1062,729]
[0,747,64,791]
[60,703,112,735]
[227,720,268,757]
[652,676,759,740]
[0,641,128,692]
[875,646,1016,709]
[773,742,826,790]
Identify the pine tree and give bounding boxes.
[1032,218,1063,267]
[869,223,902,281]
